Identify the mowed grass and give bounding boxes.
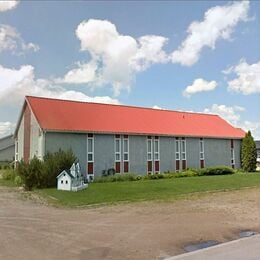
[37,173,260,207]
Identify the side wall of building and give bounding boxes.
[45,132,87,174]
[44,132,242,178]
[0,135,15,162]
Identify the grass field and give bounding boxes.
[36,173,260,207]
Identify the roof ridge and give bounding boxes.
[26,95,219,117]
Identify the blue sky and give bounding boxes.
[0,0,259,138]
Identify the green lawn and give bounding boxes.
[37,173,260,207]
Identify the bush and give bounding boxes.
[94,173,140,183]
[16,150,76,190]
[14,175,23,186]
[17,160,33,191]
[43,149,76,188]
[199,166,234,176]
[2,169,16,181]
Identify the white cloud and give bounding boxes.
[0,24,39,53]
[203,104,245,124]
[183,78,217,97]
[56,61,97,84]
[152,105,163,110]
[171,1,250,66]
[59,19,168,96]
[239,121,260,140]
[226,60,260,95]
[203,104,260,139]
[0,1,19,12]
[0,65,120,106]
[0,122,15,138]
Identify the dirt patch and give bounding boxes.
[1,186,260,260]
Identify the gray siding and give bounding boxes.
[0,135,15,162]
[0,146,15,162]
[160,136,175,173]
[94,134,115,177]
[186,138,200,169]
[44,132,242,177]
[45,132,87,174]
[234,139,241,168]
[129,135,147,174]
[204,138,230,167]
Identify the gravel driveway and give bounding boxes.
[1,186,260,260]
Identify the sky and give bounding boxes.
[0,0,259,139]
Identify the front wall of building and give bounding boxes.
[17,116,24,161]
[45,132,87,174]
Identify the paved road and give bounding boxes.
[167,234,260,260]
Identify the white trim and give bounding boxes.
[154,138,160,161]
[154,137,160,173]
[123,136,129,162]
[231,148,235,166]
[87,134,95,181]
[175,138,180,161]
[87,134,94,163]
[115,135,121,162]
[181,138,186,161]
[123,136,129,173]
[200,139,204,160]
[147,137,153,174]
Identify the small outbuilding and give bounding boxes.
[57,162,87,191]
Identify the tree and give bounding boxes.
[241,131,257,172]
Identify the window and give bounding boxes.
[115,135,121,173]
[200,139,204,160]
[231,139,235,168]
[147,136,160,174]
[87,134,94,162]
[61,180,63,184]
[115,136,121,162]
[175,139,180,160]
[123,137,129,161]
[87,134,94,175]
[147,138,152,161]
[65,180,68,184]
[181,139,186,160]
[123,135,129,173]
[154,139,159,160]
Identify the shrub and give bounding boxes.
[14,175,23,186]
[2,169,16,181]
[200,166,234,176]
[43,149,76,187]
[17,160,35,191]
[94,173,140,183]
[16,149,76,190]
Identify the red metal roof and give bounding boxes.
[26,96,245,139]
